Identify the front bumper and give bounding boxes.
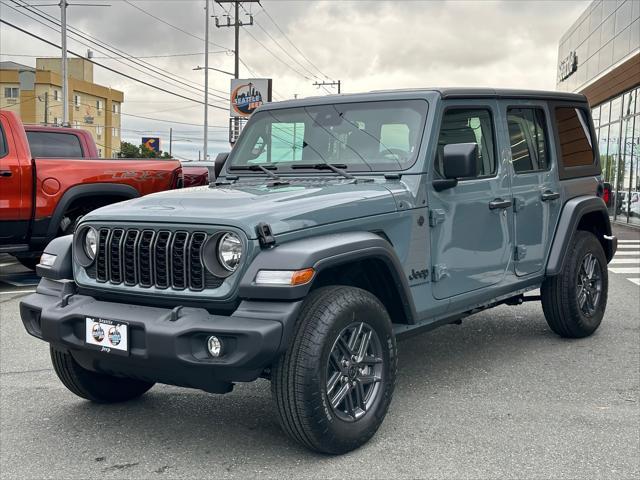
[20,278,302,393]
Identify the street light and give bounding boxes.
[193,65,235,76]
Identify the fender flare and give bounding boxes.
[546,195,614,276]
[45,183,140,241]
[239,231,417,324]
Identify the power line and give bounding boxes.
[259,5,333,82]
[6,0,230,101]
[0,51,227,59]
[0,18,229,110]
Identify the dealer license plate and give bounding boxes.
[85,317,129,355]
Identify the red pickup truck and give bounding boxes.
[0,110,183,269]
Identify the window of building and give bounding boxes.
[96,100,103,115]
[112,102,120,114]
[26,131,83,158]
[53,117,60,126]
[98,148,103,157]
[435,108,496,178]
[74,95,81,109]
[112,127,119,137]
[507,108,549,173]
[96,125,104,137]
[555,107,595,168]
[53,90,59,101]
[4,87,19,99]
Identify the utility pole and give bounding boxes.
[43,91,49,125]
[214,0,259,142]
[60,0,69,125]
[313,80,341,94]
[169,127,173,157]
[203,0,210,162]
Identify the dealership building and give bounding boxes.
[556,0,640,226]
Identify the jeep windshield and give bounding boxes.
[228,99,428,172]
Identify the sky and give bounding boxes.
[0,0,591,160]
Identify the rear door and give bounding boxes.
[502,102,561,276]
[427,101,513,299]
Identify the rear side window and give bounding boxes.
[435,108,496,178]
[507,108,549,173]
[26,131,83,158]
[555,107,595,167]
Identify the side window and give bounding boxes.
[435,109,496,178]
[0,124,7,157]
[507,108,549,173]
[555,107,595,167]
[26,131,84,158]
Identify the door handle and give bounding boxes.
[489,198,512,210]
[541,190,560,201]
[0,170,12,178]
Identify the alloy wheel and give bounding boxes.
[577,253,602,317]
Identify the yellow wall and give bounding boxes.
[0,63,124,158]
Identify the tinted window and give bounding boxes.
[555,107,595,167]
[230,100,428,172]
[0,124,7,157]
[508,108,549,173]
[435,109,496,178]
[26,131,84,158]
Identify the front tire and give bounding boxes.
[50,347,154,403]
[271,286,397,454]
[541,230,608,338]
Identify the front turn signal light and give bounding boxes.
[255,268,315,286]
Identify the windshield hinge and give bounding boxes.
[429,209,445,227]
[256,222,276,248]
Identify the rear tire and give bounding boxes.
[541,230,608,338]
[50,346,154,403]
[271,286,397,454]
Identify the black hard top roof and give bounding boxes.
[260,87,587,110]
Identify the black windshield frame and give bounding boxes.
[227,99,429,173]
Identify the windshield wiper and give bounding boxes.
[228,164,289,186]
[291,163,355,180]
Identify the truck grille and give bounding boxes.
[88,228,222,291]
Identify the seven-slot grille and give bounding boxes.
[89,228,220,291]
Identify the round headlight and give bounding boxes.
[217,232,243,272]
[83,227,98,260]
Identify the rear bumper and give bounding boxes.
[20,278,302,393]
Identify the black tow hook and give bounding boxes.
[169,305,184,322]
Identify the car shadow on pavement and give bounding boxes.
[45,304,596,465]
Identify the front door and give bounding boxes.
[0,118,29,245]
[428,102,513,300]
[502,103,561,276]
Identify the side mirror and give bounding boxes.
[212,152,229,180]
[434,143,479,192]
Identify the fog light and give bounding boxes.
[207,335,223,357]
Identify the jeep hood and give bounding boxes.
[84,178,401,239]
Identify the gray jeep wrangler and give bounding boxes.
[21,88,617,454]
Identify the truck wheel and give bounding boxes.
[541,230,608,338]
[50,347,154,403]
[271,286,397,454]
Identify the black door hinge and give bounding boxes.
[256,222,276,248]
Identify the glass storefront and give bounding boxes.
[595,86,640,225]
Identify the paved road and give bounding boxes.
[1,227,638,479]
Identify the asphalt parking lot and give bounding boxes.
[1,226,638,479]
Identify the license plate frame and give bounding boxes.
[85,317,129,356]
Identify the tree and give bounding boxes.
[118,141,172,159]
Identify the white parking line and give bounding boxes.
[617,245,640,249]
[0,262,17,268]
[0,289,35,295]
[609,258,640,264]
[618,240,640,243]
[608,267,640,274]
[628,278,640,286]
[614,251,640,256]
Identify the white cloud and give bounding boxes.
[0,0,590,159]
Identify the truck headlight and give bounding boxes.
[217,232,243,272]
[83,227,98,260]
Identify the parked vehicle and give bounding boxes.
[0,110,183,269]
[21,89,616,454]
[180,160,214,187]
